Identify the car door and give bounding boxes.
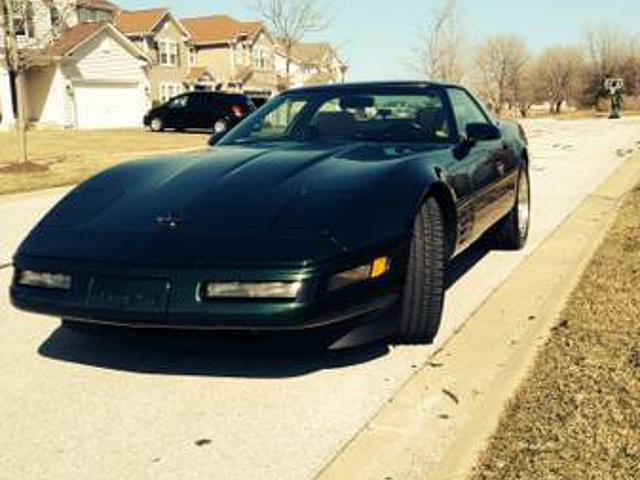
[447,88,512,241]
[164,94,189,129]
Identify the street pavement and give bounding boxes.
[1,118,639,480]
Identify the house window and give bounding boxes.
[50,6,60,28]
[188,48,197,67]
[13,1,35,38]
[253,47,269,71]
[160,83,183,102]
[159,41,179,66]
[77,8,113,23]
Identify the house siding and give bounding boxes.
[57,31,149,128]
[146,17,190,102]
[26,65,66,125]
[65,34,145,82]
[194,46,233,81]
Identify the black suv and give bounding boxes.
[143,92,256,133]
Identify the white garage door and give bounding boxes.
[74,83,144,129]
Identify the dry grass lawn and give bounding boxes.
[0,129,209,195]
[471,187,640,479]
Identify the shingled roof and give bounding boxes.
[50,22,149,60]
[115,8,167,35]
[50,22,106,56]
[182,15,262,45]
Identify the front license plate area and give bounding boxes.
[88,277,169,315]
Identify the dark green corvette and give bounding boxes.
[10,82,530,347]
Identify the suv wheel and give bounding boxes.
[150,117,164,132]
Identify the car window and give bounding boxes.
[222,89,453,145]
[243,97,308,141]
[168,95,188,109]
[447,88,489,136]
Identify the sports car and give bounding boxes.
[10,82,530,347]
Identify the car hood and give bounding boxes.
[18,142,445,266]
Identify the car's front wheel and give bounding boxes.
[396,197,446,345]
[150,117,164,132]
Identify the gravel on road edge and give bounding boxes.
[470,186,640,480]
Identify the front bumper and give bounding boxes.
[11,249,407,332]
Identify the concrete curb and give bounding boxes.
[315,153,640,480]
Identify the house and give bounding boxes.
[26,22,149,129]
[182,15,279,103]
[2,0,150,129]
[114,8,201,104]
[278,42,348,89]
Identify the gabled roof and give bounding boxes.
[50,22,149,61]
[182,15,263,45]
[50,22,106,56]
[115,8,191,38]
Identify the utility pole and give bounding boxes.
[1,0,28,164]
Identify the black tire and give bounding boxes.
[150,117,164,132]
[490,168,531,250]
[396,197,446,345]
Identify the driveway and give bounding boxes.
[1,118,639,480]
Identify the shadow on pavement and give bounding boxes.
[445,242,491,290]
[38,325,390,378]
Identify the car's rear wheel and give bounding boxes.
[490,168,530,250]
[396,197,446,345]
[213,119,228,134]
[150,117,164,132]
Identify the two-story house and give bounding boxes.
[2,0,151,129]
[114,8,205,105]
[275,41,348,89]
[182,15,279,104]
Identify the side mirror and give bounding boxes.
[465,123,501,143]
[208,130,227,147]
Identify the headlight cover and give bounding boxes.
[201,281,303,301]
[17,270,72,290]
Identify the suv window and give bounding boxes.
[447,88,489,137]
[168,95,188,108]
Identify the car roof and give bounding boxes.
[286,81,460,94]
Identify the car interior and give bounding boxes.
[309,95,451,142]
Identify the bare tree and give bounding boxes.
[582,26,634,106]
[534,45,584,114]
[255,0,329,83]
[473,35,529,116]
[1,0,71,165]
[412,0,464,83]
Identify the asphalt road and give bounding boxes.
[1,118,640,480]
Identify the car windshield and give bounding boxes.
[221,89,453,145]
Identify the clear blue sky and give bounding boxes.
[119,0,640,81]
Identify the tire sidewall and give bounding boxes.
[514,167,531,248]
[150,117,163,132]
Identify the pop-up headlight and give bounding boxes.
[17,270,71,290]
[201,281,303,301]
